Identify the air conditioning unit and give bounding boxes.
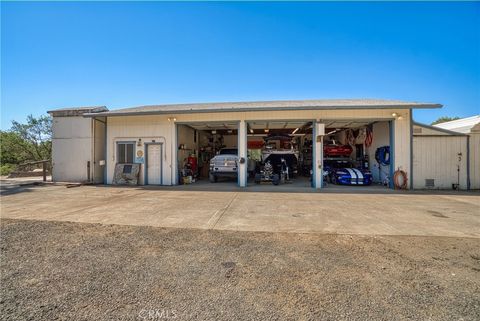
[425,179,435,188]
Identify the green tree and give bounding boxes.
[431,116,460,125]
[0,115,52,175]
[10,114,52,161]
[0,131,33,164]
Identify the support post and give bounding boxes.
[238,120,248,187]
[313,122,325,189]
[42,161,47,182]
[171,121,178,185]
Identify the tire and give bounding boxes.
[331,175,338,185]
[272,174,280,185]
[209,173,217,183]
[254,173,262,184]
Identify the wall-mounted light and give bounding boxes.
[249,128,254,134]
[264,128,269,133]
[137,138,142,147]
[391,113,398,117]
[227,129,233,134]
[397,116,404,120]
[168,117,177,122]
[212,130,217,134]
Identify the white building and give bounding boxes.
[434,115,480,189]
[47,99,479,190]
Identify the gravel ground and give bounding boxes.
[1,219,479,321]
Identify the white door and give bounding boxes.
[147,144,162,185]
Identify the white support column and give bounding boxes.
[171,121,178,185]
[313,122,325,189]
[238,120,248,187]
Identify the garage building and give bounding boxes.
[47,99,477,190]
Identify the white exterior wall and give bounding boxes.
[104,108,411,187]
[51,116,93,182]
[469,132,480,189]
[238,120,248,187]
[106,115,174,185]
[394,117,411,188]
[93,119,106,183]
[413,136,468,189]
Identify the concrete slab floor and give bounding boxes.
[1,184,479,238]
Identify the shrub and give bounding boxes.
[0,163,16,176]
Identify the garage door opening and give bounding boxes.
[176,122,239,187]
[322,120,393,190]
[246,120,313,189]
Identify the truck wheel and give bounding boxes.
[209,173,217,183]
[254,173,262,184]
[272,174,280,185]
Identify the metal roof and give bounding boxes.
[82,99,442,117]
[434,115,480,134]
[48,106,108,117]
[413,121,467,136]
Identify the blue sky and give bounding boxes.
[1,1,479,129]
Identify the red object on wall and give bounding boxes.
[187,155,198,173]
[248,141,264,149]
[323,144,353,157]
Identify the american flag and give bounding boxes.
[364,127,373,147]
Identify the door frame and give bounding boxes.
[144,142,163,185]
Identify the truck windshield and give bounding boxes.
[219,149,238,155]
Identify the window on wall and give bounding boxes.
[117,142,135,163]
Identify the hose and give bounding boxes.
[394,169,408,189]
[375,146,390,166]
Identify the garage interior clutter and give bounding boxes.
[175,120,397,189]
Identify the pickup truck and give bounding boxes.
[209,148,239,182]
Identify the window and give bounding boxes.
[117,142,134,164]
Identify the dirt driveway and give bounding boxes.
[1,184,479,237]
[1,219,479,321]
[1,185,480,320]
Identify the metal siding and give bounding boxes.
[93,119,106,183]
[170,109,406,123]
[470,133,480,189]
[393,112,411,185]
[238,120,248,187]
[413,136,468,189]
[51,116,93,182]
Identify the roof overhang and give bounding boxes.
[48,106,108,117]
[82,99,442,118]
